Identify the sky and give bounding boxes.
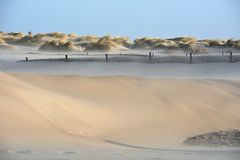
[0,0,239,39]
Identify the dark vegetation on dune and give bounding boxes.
[184,129,240,147]
[0,31,240,52]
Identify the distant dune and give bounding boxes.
[1,31,240,52]
[1,72,240,148]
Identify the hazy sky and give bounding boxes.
[0,0,239,39]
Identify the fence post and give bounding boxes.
[65,54,68,62]
[25,57,28,62]
[149,52,152,63]
[105,54,108,62]
[189,52,192,64]
[229,52,233,63]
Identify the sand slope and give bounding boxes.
[0,72,240,148]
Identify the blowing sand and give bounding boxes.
[1,72,240,147]
[1,72,240,159]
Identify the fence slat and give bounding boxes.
[105,54,108,62]
[149,52,152,63]
[230,52,233,63]
[65,55,68,62]
[189,52,192,64]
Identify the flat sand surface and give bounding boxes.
[1,72,240,159]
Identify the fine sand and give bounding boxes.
[1,73,240,148]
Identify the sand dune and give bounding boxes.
[1,32,240,52]
[0,72,240,149]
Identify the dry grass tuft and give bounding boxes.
[153,40,179,49]
[14,35,44,47]
[68,33,78,39]
[170,37,197,43]
[84,36,130,51]
[133,37,196,50]
[111,36,132,48]
[46,32,68,39]
[7,32,25,38]
[85,39,120,52]
[133,37,162,49]
[38,40,79,52]
[199,39,226,47]
[76,35,99,43]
